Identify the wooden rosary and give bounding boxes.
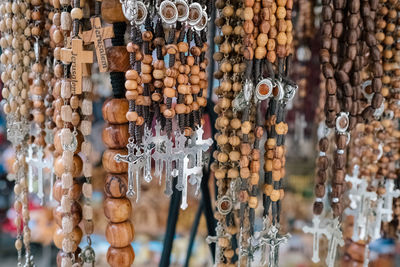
[1,0,400,266]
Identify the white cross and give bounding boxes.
[382,179,400,222]
[372,198,384,240]
[26,145,35,193]
[325,217,344,267]
[302,215,330,263]
[294,113,307,144]
[180,156,202,209]
[152,122,170,183]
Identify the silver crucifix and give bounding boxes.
[325,217,344,267]
[206,222,231,266]
[302,215,330,263]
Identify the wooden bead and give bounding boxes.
[105,173,128,198]
[106,46,130,72]
[101,0,126,23]
[102,98,129,124]
[107,246,135,267]
[103,149,128,173]
[53,201,82,227]
[54,155,83,178]
[104,198,132,223]
[102,123,129,149]
[53,225,82,250]
[53,179,82,202]
[105,221,135,248]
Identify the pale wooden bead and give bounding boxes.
[82,183,92,199]
[59,0,70,6]
[71,8,83,20]
[61,195,72,213]
[81,141,91,157]
[81,99,92,115]
[80,120,91,136]
[62,216,73,234]
[83,162,92,177]
[82,77,92,92]
[60,128,72,147]
[61,172,73,189]
[83,204,93,220]
[61,105,72,122]
[60,11,71,31]
[62,237,74,253]
[62,150,74,171]
[61,257,72,267]
[61,80,71,99]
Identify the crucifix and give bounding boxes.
[302,215,330,263]
[382,179,400,222]
[372,198,384,240]
[347,179,377,241]
[61,38,94,94]
[325,217,344,267]
[26,145,34,193]
[152,122,170,183]
[206,222,231,266]
[114,141,143,199]
[247,216,270,266]
[294,113,307,144]
[27,146,53,205]
[174,132,190,191]
[188,126,213,193]
[82,17,114,72]
[180,156,202,210]
[260,224,291,267]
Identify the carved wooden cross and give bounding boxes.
[82,17,114,72]
[61,38,93,94]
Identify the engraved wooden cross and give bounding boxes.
[82,17,114,72]
[61,38,93,94]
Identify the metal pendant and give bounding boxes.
[159,0,178,25]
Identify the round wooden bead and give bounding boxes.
[102,98,129,124]
[53,178,82,202]
[53,201,82,227]
[106,46,130,72]
[104,198,132,223]
[107,245,135,267]
[54,155,83,178]
[53,129,83,154]
[102,149,128,173]
[57,248,82,267]
[102,123,129,149]
[53,225,83,250]
[101,0,126,23]
[105,174,128,198]
[105,221,135,248]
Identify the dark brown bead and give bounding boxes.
[340,59,352,73]
[362,106,374,120]
[372,93,383,109]
[333,23,343,38]
[322,63,334,78]
[334,169,345,184]
[327,95,337,111]
[335,153,346,169]
[331,53,339,67]
[370,0,379,10]
[322,5,332,21]
[313,202,323,215]
[332,202,342,217]
[103,149,128,173]
[319,137,329,152]
[337,70,349,83]
[347,45,357,60]
[333,9,344,22]
[322,23,332,36]
[322,38,331,50]
[344,97,352,112]
[318,156,329,170]
[336,134,347,149]
[349,115,357,130]
[349,0,360,13]
[320,49,330,63]
[315,183,325,198]
[348,15,358,29]
[316,170,327,184]
[366,32,377,47]
[343,83,353,97]
[373,62,383,77]
[331,38,338,53]
[372,78,382,92]
[371,47,380,61]
[333,0,345,9]
[326,78,337,95]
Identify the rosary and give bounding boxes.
[1,0,400,266]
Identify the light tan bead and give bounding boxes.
[61,172,73,189]
[80,120,92,136]
[61,105,72,122]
